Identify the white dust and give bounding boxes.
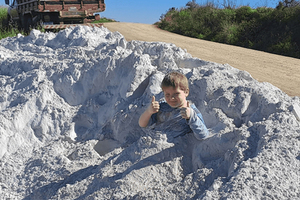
[0,26,299,199]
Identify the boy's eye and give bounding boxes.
[165,93,179,98]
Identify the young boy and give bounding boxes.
[139,71,209,140]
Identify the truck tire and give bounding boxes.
[21,14,32,32]
[20,14,27,30]
[26,16,33,31]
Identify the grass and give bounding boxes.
[93,17,117,23]
[0,7,27,40]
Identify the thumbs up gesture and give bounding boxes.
[180,101,191,119]
[147,96,160,114]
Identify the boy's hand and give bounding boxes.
[180,101,191,119]
[147,96,160,114]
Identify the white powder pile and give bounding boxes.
[0,26,299,199]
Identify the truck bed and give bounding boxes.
[17,0,105,16]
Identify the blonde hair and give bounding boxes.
[161,71,189,91]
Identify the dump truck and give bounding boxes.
[5,0,105,30]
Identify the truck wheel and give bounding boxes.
[26,17,33,31]
[22,15,33,32]
[20,14,27,31]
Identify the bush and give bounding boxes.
[213,21,239,44]
[93,17,117,23]
[0,7,8,29]
[0,7,29,39]
[157,2,300,59]
[235,6,258,23]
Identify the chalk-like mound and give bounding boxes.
[0,26,299,199]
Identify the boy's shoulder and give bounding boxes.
[189,101,201,113]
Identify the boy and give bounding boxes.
[139,71,209,140]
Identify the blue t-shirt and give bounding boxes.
[148,101,209,140]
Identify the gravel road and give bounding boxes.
[103,22,299,97]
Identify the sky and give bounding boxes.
[1,0,280,24]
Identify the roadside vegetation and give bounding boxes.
[93,17,117,23]
[0,7,26,40]
[157,0,300,59]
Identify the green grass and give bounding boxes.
[93,17,117,23]
[0,7,27,40]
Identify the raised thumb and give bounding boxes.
[152,96,155,102]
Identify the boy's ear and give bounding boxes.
[185,88,189,96]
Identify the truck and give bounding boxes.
[5,0,106,30]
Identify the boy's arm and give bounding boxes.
[139,96,160,128]
[139,109,153,128]
[188,105,210,140]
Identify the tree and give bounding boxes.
[278,0,300,7]
[186,0,199,10]
[222,0,237,8]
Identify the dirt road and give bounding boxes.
[103,22,299,97]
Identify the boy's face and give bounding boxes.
[163,86,189,108]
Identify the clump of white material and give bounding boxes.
[0,26,299,199]
[292,103,300,121]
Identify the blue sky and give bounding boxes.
[1,0,280,24]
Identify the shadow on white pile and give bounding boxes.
[0,26,299,199]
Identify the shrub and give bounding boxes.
[235,6,259,23]
[157,2,300,59]
[214,21,239,44]
[93,17,117,23]
[0,7,8,29]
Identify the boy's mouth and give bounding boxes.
[169,101,180,107]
